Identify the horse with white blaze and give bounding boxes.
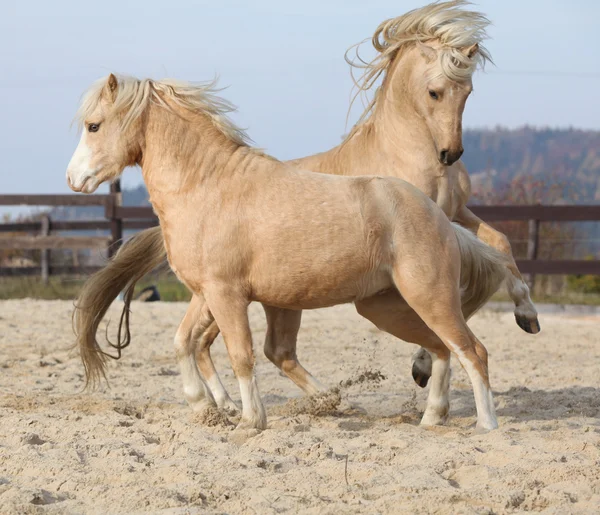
[67,73,506,431]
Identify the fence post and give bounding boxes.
[526,218,540,290]
[40,214,50,284]
[107,180,123,258]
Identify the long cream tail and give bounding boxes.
[453,223,508,319]
[73,226,167,387]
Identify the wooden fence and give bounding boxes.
[1,181,600,280]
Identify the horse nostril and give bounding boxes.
[440,150,449,164]
[458,147,464,159]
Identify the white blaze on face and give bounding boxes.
[66,131,98,192]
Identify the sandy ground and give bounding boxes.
[0,299,599,514]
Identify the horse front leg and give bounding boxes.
[204,286,266,430]
[455,206,540,334]
[174,295,217,412]
[187,295,238,413]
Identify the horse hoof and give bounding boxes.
[411,361,431,388]
[411,349,432,388]
[420,411,449,427]
[515,315,541,334]
[412,371,430,388]
[474,424,498,434]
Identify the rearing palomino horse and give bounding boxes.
[71,1,537,426]
[67,74,506,431]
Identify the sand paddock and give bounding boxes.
[0,299,598,514]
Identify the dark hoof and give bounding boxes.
[515,315,541,334]
[412,364,430,388]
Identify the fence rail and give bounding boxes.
[1,182,599,280]
[469,205,600,222]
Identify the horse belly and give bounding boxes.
[250,254,392,310]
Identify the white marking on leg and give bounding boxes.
[454,348,498,430]
[420,353,451,426]
[207,373,238,412]
[175,334,215,411]
[239,376,266,430]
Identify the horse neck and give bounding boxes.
[140,103,246,197]
[298,55,444,177]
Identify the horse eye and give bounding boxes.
[88,123,100,133]
[429,90,439,100]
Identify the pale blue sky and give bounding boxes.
[1,0,599,199]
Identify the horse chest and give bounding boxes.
[426,174,458,218]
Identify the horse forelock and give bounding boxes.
[345,0,492,131]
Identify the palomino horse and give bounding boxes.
[191,0,539,409]
[71,1,537,425]
[67,74,507,431]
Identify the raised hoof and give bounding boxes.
[411,363,431,388]
[515,315,541,334]
[412,349,432,388]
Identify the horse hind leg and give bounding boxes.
[355,293,450,426]
[391,261,498,430]
[410,307,496,430]
[419,348,451,426]
[262,305,326,396]
[505,271,541,334]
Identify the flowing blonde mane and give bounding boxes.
[76,75,250,146]
[346,0,492,127]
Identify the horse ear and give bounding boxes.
[417,41,437,63]
[102,74,119,103]
[462,43,479,59]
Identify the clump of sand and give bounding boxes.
[271,388,343,417]
[271,368,386,418]
[339,368,386,388]
[192,406,234,427]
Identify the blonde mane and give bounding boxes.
[345,0,492,127]
[76,75,250,146]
